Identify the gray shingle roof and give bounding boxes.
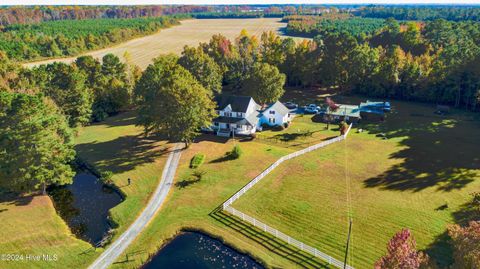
[264,101,290,116]
[214,95,255,113]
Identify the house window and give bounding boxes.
[225,112,232,117]
[237,112,242,117]
[269,110,275,115]
[214,122,219,126]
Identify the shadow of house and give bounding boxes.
[193,134,230,144]
[361,109,480,192]
[75,133,170,175]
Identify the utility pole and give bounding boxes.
[343,218,353,269]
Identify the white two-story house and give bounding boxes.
[205,95,292,137]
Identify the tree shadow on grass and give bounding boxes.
[175,178,200,189]
[425,192,480,267]
[271,131,316,142]
[75,133,170,174]
[210,153,236,164]
[0,192,34,206]
[210,208,333,269]
[361,105,480,192]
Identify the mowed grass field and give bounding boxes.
[256,114,339,149]
[0,111,172,268]
[107,136,329,269]
[24,18,300,69]
[232,99,480,268]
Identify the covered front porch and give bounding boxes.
[213,121,256,137]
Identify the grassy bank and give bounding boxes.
[0,193,95,268]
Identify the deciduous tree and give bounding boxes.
[375,229,429,269]
[179,46,223,94]
[135,54,216,146]
[243,62,286,105]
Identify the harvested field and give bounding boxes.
[24,18,302,69]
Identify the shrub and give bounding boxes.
[229,145,242,159]
[100,171,114,185]
[339,121,349,135]
[273,124,285,131]
[190,154,206,169]
[283,122,290,129]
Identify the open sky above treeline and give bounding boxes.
[3,0,480,6]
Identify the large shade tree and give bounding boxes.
[0,92,75,194]
[76,54,132,122]
[135,54,216,146]
[178,46,223,94]
[243,62,286,105]
[32,62,92,127]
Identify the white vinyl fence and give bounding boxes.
[222,124,354,269]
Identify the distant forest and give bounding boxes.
[0,16,185,61]
[356,6,480,21]
[1,5,480,26]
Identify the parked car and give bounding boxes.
[304,104,321,114]
[284,102,298,109]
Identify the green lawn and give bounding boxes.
[108,136,319,268]
[256,114,340,149]
[233,99,480,268]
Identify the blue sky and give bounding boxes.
[3,0,480,5]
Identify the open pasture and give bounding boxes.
[233,99,480,268]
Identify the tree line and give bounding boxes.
[0,16,183,62]
[284,17,480,110]
[0,5,209,26]
[284,15,386,37]
[355,5,480,22]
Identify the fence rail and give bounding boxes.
[222,124,352,209]
[221,123,354,269]
[224,206,354,269]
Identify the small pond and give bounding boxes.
[48,172,123,244]
[143,232,264,269]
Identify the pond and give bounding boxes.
[48,172,123,244]
[142,232,264,269]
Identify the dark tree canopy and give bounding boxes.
[179,46,223,94]
[0,92,75,193]
[32,62,93,127]
[135,54,216,145]
[243,62,286,105]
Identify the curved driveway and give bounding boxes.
[88,143,182,269]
